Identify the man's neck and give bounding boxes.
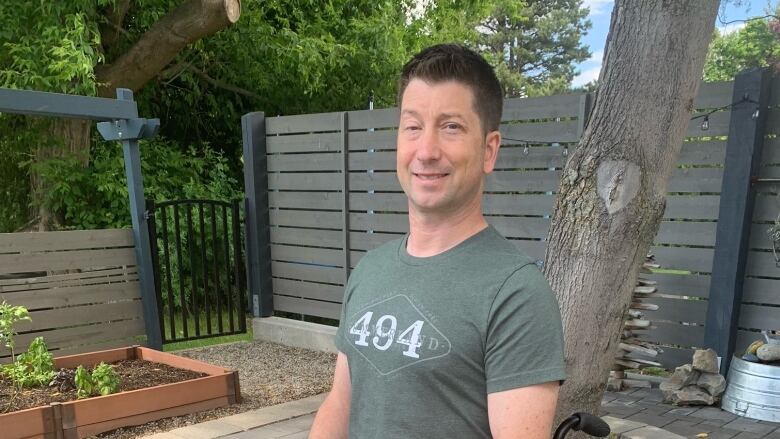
[406,202,488,258]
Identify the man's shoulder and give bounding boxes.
[353,235,404,268]
[472,226,538,271]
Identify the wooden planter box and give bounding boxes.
[1,346,240,439]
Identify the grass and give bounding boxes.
[651,268,692,275]
[161,311,254,352]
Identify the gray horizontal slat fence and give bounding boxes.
[0,229,145,362]
[736,78,780,353]
[262,79,780,368]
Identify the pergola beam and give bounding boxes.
[0,88,138,120]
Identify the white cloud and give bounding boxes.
[571,50,604,87]
[587,50,604,64]
[572,66,601,87]
[718,21,746,35]
[582,0,614,16]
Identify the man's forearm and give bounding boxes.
[309,392,350,439]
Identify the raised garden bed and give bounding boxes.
[0,345,240,439]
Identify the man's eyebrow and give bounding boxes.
[400,109,420,117]
[440,112,466,120]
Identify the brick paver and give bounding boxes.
[143,386,779,439]
[601,387,780,439]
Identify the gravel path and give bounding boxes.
[95,340,336,438]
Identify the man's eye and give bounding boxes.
[405,125,421,131]
[444,123,461,131]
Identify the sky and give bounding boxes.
[572,1,776,88]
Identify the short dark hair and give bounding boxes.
[397,44,503,133]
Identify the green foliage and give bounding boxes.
[139,0,487,148]
[3,337,55,389]
[703,18,780,81]
[33,137,240,230]
[75,362,121,398]
[0,115,39,233]
[0,1,106,94]
[0,301,31,361]
[74,365,94,399]
[92,362,121,396]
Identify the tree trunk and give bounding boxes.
[543,1,718,434]
[32,118,91,230]
[32,0,240,230]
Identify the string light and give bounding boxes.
[690,93,759,131]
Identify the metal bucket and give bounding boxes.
[722,355,780,422]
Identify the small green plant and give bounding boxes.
[0,301,31,361]
[75,362,121,398]
[3,337,55,389]
[91,362,121,396]
[74,365,94,399]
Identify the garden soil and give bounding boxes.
[97,340,336,438]
[1,359,204,413]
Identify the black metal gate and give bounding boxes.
[147,199,247,343]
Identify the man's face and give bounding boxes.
[396,79,500,217]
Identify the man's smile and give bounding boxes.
[413,172,449,181]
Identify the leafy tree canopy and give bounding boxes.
[703,17,780,81]
[0,0,591,231]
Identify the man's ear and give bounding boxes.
[483,130,501,174]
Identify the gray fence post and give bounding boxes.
[112,89,162,350]
[341,112,351,282]
[241,112,273,317]
[704,68,772,375]
[577,92,593,138]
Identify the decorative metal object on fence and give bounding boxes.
[146,199,247,343]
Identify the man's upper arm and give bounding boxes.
[331,351,352,403]
[487,381,560,439]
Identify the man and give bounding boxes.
[309,44,566,439]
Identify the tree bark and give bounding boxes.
[32,118,91,230]
[95,0,240,96]
[543,1,718,434]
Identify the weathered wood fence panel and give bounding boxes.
[254,77,780,369]
[0,229,145,361]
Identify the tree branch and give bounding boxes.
[100,0,132,53]
[186,65,262,100]
[718,14,780,26]
[95,0,241,97]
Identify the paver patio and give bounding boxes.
[601,387,780,439]
[143,387,780,439]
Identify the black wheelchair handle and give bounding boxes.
[553,412,611,438]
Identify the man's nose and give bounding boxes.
[416,128,441,162]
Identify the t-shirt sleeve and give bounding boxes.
[484,263,566,394]
[335,257,364,354]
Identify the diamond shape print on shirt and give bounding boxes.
[344,294,452,376]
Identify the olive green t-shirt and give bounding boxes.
[335,226,566,438]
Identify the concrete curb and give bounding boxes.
[141,393,327,439]
[604,416,685,439]
[252,316,338,353]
